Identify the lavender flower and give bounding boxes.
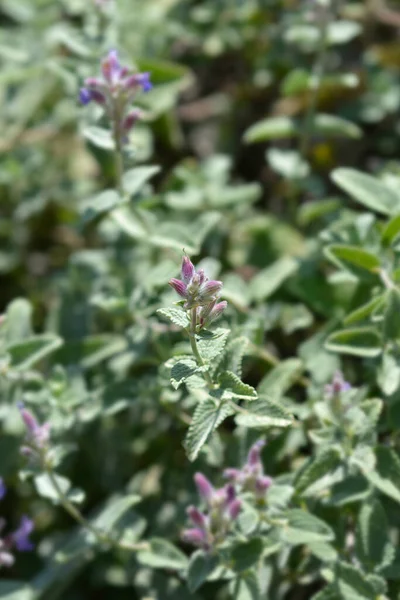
[0,481,34,569]
[18,402,50,461]
[169,256,227,327]
[79,50,152,145]
[182,472,241,551]
[223,439,272,501]
[325,371,351,399]
[0,479,6,501]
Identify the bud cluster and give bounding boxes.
[0,479,34,568]
[169,256,227,328]
[223,440,272,501]
[18,402,51,464]
[182,473,241,552]
[182,440,272,552]
[80,50,152,145]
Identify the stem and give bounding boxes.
[189,308,214,389]
[45,466,147,553]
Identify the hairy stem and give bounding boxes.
[45,466,147,552]
[189,307,214,388]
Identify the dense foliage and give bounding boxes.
[1,0,400,598]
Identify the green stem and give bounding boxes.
[45,466,147,553]
[189,307,214,389]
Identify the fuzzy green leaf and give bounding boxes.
[249,257,298,301]
[383,288,400,342]
[187,551,218,593]
[231,538,263,572]
[282,509,335,545]
[356,499,395,571]
[137,538,188,571]
[295,447,342,495]
[325,327,382,357]
[197,328,230,362]
[257,358,303,399]
[229,572,260,600]
[184,399,234,462]
[7,334,63,369]
[325,244,380,278]
[335,561,376,600]
[362,446,400,504]
[218,371,257,399]
[235,397,293,429]
[332,168,400,216]
[157,307,189,329]
[170,357,207,389]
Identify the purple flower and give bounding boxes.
[123,72,152,93]
[0,479,6,501]
[11,516,34,552]
[18,402,50,451]
[79,88,93,105]
[187,506,208,529]
[169,255,227,321]
[247,439,265,467]
[223,439,273,501]
[181,527,208,549]
[228,498,242,520]
[325,371,351,399]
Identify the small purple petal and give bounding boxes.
[181,256,195,284]
[199,280,222,301]
[194,473,214,503]
[169,278,188,298]
[122,109,142,132]
[101,49,122,84]
[18,404,39,436]
[255,476,273,496]
[208,301,227,323]
[224,484,236,505]
[12,516,34,552]
[79,88,92,105]
[0,479,6,501]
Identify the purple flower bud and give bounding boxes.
[223,468,241,481]
[79,88,93,105]
[228,498,242,520]
[181,527,207,548]
[187,506,207,529]
[247,439,265,467]
[199,280,223,302]
[325,371,351,398]
[169,278,188,298]
[197,269,206,285]
[255,476,273,496]
[224,484,236,505]
[207,301,227,324]
[122,109,141,132]
[18,403,39,435]
[123,72,152,93]
[11,516,34,552]
[101,49,122,84]
[181,256,195,284]
[194,473,214,503]
[0,479,6,501]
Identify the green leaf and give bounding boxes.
[382,213,400,245]
[80,190,125,226]
[356,498,395,571]
[0,582,33,600]
[7,334,63,369]
[325,327,382,357]
[249,257,298,301]
[267,148,309,180]
[243,116,296,143]
[383,288,400,342]
[335,561,376,600]
[332,168,400,215]
[325,244,380,277]
[310,584,339,600]
[257,358,303,399]
[184,398,233,462]
[82,126,115,150]
[91,495,141,531]
[197,328,230,362]
[157,307,189,328]
[343,295,385,326]
[170,357,207,389]
[187,551,218,593]
[218,371,257,399]
[137,538,188,571]
[231,538,263,572]
[4,298,32,344]
[219,336,249,377]
[229,572,260,600]
[34,472,85,505]
[282,509,335,545]
[312,113,362,139]
[235,397,293,429]
[362,446,400,504]
[122,165,160,197]
[295,447,342,495]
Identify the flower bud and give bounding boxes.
[168,278,188,298]
[199,280,223,302]
[101,49,122,84]
[255,476,273,497]
[228,498,242,520]
[122,109,141,133]
[223,468,241,481]
[181,527,207,548]
[247,439,265,467]
[123,72,152,93]
[207,301,227,324]
[181,256,195,284]
[79,88,93,105]
[187,506,207,529]
[12,516,34,552]
[194,473,214,503]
